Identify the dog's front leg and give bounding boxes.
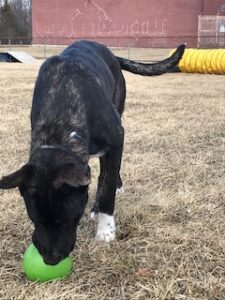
[91,162,123,219]
[95,140,124,242]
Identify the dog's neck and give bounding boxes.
[30,125,89,163]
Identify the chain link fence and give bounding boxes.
[0,35,224,62]
[198,15,225,48]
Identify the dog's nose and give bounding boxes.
[43,252,62,265]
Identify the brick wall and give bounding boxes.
[203,0,225,14]
[32,0,225,47]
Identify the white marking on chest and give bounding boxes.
[69,131,78,139]
[95,213,115,242]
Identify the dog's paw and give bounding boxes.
[95,213,115,242]
[95,227,115,242]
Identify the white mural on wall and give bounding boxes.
[34,0,167,40]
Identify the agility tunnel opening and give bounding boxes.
[170,49,225,75]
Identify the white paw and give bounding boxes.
[116,187,124,194]
[90,211,97,220]
[95,213,115,242]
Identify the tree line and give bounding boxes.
[0,0,31,43]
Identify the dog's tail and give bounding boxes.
[116,44,185,76]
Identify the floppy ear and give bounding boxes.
[53,163,91,189]
[0,164,32,189]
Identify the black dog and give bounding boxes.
[0,40,185,265]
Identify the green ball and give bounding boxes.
[23,244,73,282]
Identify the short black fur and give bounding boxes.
[0,40,185,264]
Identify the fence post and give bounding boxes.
[8,38,11,50]
[44,40,46,59]
[197,15,201,48]
[216,15,218,48]
[127,40,130,59]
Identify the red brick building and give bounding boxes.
[32,0,225,47]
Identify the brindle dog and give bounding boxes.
[0,40,185,265]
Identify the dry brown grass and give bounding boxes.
[0,51,225,300]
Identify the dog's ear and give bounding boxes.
[0,164,32,189]
[53,163,91,189]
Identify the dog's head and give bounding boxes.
[0,148,90,265]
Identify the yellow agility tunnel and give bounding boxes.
[170,49,225,75]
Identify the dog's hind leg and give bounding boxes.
[116,174,124,194]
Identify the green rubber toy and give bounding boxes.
[23,244,73,282]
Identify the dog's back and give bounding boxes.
[30,40,125,154]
